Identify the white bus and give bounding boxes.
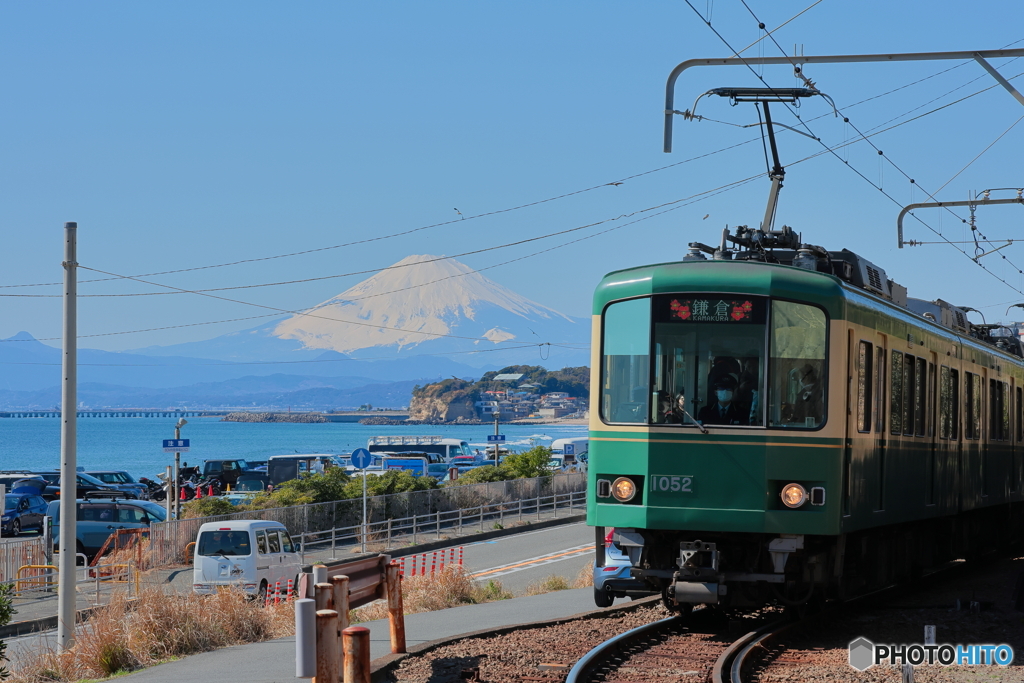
[367,435,470,462]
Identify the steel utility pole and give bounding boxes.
[493,410,501,467]
[57,221,78,651]
[173,418,187,519]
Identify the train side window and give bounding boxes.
[927,362,936,438]
[857,341,872,433]
[1002,382,1010,441]
[993,380,1009,441]
[915,357,926,436]
[940,366,956,439]
[965,372,982,439]
[890,350,903,435]
[1011,385,1019,444]
[874,347,885,433]
[902,354,916,437]
[600,298,651,425]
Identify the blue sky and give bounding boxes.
[2,1,1023,352]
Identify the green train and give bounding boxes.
[587,224,1024,610]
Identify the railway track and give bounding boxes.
[564,608,794,683]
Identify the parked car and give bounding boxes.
[593,528,654,607]
[1,482,48,536]
[85,470,150,500]
[0,472,46,494]
[34,471,134,502]
[202,459,253,488]
[47,498,167,558]
[192,520,301,601]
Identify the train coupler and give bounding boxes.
[668,540,724,605]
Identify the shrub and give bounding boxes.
[181,497,237,519]
[0,582,13,680]
[341,470,438,498]
[351,565,510,622]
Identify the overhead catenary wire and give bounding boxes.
[685,0,1024,296]
[4,174,759,346]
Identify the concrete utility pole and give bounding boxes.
[173,418,187,519]
[57,221,78,651]
[493,410,501,467]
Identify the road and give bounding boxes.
[4,520,603,671]
[459,521,594,595]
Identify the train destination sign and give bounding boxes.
[655,294,766,324]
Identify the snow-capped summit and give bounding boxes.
[273,254,578,354]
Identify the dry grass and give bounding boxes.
[352,565,511,622]
[9,588,294,683]
[571,561,594,588]
[523,575,570,596]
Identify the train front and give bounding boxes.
[587,260,844,610]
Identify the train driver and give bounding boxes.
[697,375,749,426]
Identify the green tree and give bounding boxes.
[450,464,508,484]
[0,582,13,679]
[269,467,352,505]
[341,470,438,498]
[499,446,553,479]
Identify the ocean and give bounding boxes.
[0,417,589,480]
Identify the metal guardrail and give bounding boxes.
[12,559,139,603]
[149,472,586,568]
[298,488,587,558]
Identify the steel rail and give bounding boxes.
[712,618,793,683]
[564,614,681,683]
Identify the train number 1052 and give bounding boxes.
[651,475,694,493]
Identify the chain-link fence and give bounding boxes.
[148,472,586,568]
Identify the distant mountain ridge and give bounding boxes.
[0,255,589,408]
[130,254,589,368]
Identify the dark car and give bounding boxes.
[85,470,150,500]
[0,472,46,493]
[33,471,133,502]
[202,459,252,488]
[2,482,49,536]
[47,498,167,558]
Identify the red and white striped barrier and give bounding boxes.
[274,580,281,604]
[286,578,293,601]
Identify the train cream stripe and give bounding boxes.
[591,436,842,448]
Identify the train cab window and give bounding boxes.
[650,295,767,427]
[856,341,872,432]
[601,298,651,424]
[767,301,826,429]
[940,367,958,440]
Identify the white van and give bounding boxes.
[192,520,301,600]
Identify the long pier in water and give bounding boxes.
[0,410,230,418]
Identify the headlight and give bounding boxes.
[781,483,807,508]
[611,477,637,502]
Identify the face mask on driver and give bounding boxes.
[716,389,733,402]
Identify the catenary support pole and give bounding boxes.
[57,221,78,651]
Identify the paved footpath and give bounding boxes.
[115,588,608,683]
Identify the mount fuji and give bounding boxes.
[131,255,590,377]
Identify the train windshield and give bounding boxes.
[601,295,827,429]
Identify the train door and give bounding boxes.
[925,351,938,509]
[844,331,886,522]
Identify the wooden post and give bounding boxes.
[342,626,370,683]
[385,561,406,653]
[331,575,351,631]
[315,582,334,612]
[331,574,351,669]
[314,610,340,683]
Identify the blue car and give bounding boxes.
[593,528,654,607]
[2,482,49,536]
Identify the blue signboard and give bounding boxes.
[487,434,506,443]
[351,448,373,470]
[564,443,575,456]
[162,439,190,452]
